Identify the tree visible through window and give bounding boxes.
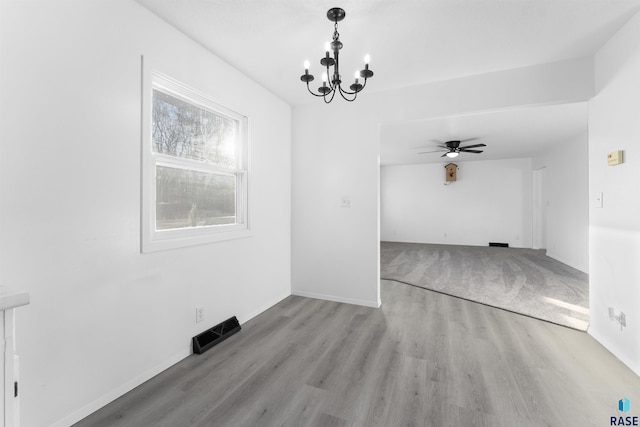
[155,166,236,230]
[152,90,236,167]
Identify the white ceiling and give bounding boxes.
[134,0,640,164]
[379,102,588,165]
[135,0,640,105]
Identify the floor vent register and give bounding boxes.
[489,242,509,248]
[192,316,241,355]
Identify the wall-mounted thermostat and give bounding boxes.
[607,150,623,166]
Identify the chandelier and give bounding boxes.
[300,7,374,103]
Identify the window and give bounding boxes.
[142,71,249,252]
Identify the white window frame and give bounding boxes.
[141,66,250,253]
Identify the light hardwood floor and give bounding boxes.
[75,280,640,426]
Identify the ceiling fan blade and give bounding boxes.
[460,143,486,149]
[459,149,483,153]
[415,144,448,150]
[441,153,449,157]
[418,150,447,154]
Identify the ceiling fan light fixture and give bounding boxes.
[446,152,459,158]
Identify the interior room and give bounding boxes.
[2,1,640,426]
[379,103,590,329]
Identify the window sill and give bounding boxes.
[141,228,253,253]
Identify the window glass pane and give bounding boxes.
[152,89,237,167]
[156,165,236,231]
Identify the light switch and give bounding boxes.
[592,192,603,208]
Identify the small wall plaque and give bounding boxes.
[445,163,458,182]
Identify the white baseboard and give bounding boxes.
[545,250,588,274]
[588,327,640,377]
[51,291,292,427]
[292,289,381,308]
[239,291,292,324]
[51,347,191,427]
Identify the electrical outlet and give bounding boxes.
[196,307,205,323]
[608,307,626,330]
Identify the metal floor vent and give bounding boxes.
[489,242,509,248]
[192,316,241,355]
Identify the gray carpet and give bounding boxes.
[381,242,589,330]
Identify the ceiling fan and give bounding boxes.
[418,138,486,158]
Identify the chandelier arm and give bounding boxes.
[326,62,336,92]
[337,84,357,102]
[323,88,337,104]
[350,78,368,94]
[334,77,367,96]
[333,51,340,87]
[359,78,368,91]
[306,81,329,97]
[337,81,362,96]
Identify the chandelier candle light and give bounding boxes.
[300,7,374,103]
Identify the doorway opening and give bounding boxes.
[532,167,547,251]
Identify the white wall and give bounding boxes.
[588,11,640,376]
[381,159,532,248]
[0,1,291,426]
[532,130,589,273]
[291,101,381,307]
[292,58,593,309]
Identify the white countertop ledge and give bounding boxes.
[0,287,30,311]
